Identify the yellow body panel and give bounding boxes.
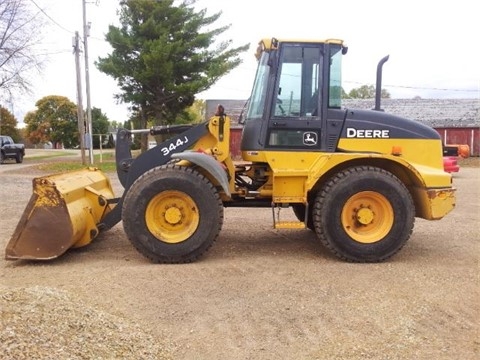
[411,187,456,220]
[242,137,454,221]
[192,116,231,161]
[336,137,449,187]
[189,115,236,196]
[272,171,308,203]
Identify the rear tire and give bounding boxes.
[122,164,223,263]
[312,166,415,262]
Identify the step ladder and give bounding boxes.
[272,203,307,230]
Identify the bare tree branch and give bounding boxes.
[0,0,45,95]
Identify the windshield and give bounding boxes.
[246,51,270,120]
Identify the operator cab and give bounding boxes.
[241,38,348,155]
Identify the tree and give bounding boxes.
[109,120,121,131]
[24,110,48,145]
[346,85,390,99]
[24,95,78,148]
[0,0,45,95]
[96,0,249,149]
[0,105,20,140]
[186,99,205,123]
[91,107,110,148]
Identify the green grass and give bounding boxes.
[23,151,76,162]
[36,161,117,173]
[36,152,117,173]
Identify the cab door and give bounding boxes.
[266,43,324,151]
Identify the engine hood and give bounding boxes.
[341,108,440,140]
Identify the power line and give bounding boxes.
[29,0,74,34]
[385,84,479,93]
[24,1,477,97]
[35,50,72,57]
[343,80,478,93]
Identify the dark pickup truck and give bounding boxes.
[0,135,25,164]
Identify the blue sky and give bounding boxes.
[8,0,479,125]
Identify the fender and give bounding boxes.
[171,151,231,197]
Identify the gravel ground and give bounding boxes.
[0,156,479,359]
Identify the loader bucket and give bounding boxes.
[5,168,115,260]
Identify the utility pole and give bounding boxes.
[82,0,94,164]
[73,31,86,165]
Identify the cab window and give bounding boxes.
[329,48,342,108]
[273,45,322,118]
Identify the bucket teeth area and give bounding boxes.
[5,168,115,261]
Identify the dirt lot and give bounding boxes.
[0,154,479,359]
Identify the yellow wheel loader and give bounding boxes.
[6,38,456,263]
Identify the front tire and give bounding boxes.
[312,166,415,262]
[122,164,223,263]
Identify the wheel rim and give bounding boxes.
[145,190,199,244]
[341,191,394,244]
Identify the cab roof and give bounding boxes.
[255,38,344,59]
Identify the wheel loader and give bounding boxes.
[6,38,456,263]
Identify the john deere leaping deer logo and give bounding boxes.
[303,132,318,146]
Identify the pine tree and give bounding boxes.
[96,0,249,130]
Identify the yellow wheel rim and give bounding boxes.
[341,191,394,244]
[145,190,199,244]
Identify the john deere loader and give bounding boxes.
[6,38,455,263]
